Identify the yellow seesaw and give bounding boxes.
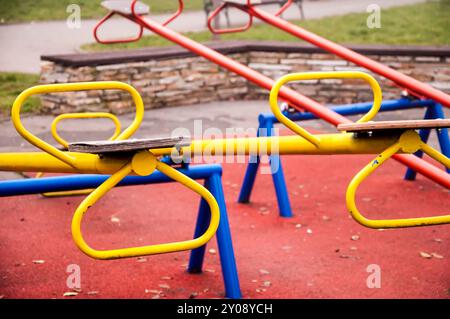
[0,71,449,260]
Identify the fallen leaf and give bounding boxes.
[63,292,78,297]
[189,292,198,299]
[136,257,147,263]
[145,289,161,294]
[151,295,161,299]
[158,284,170,289]
[306,228,313,234]
[259,269,270,275]
[161,276,173,280]
[295,224,302,228]
[205,268,215,273]
[111,216,120,223]
[431,253,444,259]
[32,260,45,264]
[87,291,99,296]
[433,238,443,243]
[262,281,271,287]
[339,254,351,259]
[208,248,217,255]
[419,251,432,259]
[351,235,360,241]
[322,215,330,221]
[251,279,258,283]
[350,246,358,251]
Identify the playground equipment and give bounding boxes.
[0,72,449,298]
[91,0,450,189]
[239,98,450,217]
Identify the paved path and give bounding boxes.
[0,0,427,73]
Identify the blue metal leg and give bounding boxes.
[238,121,262,203]
[188,173,241,298]
[405,103,450,180]
[269,154,293,217]
[237,156,260,203]
[188,178,212,273]
[238,117,293,217]
[266,122,293,218]
[209,173,241,298]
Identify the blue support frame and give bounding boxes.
[0,164,241,299]
[239,98,450,218]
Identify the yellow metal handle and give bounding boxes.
[36,112,123,197]
[51,112,122,149]
[71,151,220,259]
[347,130,450,228]
[269,71,383,147]
[11,81,144,168]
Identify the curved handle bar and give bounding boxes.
[93,11,145,44]
[51,112,122,149]
[207,1,253,35]
[131,0,184,26]
[35,112,123,197]
[269,71,383,147]
[71,150,220,259]
[347,130,450,228]
[11,81,144,168]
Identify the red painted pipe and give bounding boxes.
[123,15,449,188]
[249,7,450,108]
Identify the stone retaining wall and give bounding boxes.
[40,41,450,114]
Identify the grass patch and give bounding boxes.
[0,0,204,24]
[83,1,450,52]
[0,73,40,116]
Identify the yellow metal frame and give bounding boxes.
[269,71,382,145]
[10,81,220,259]
[37,112,123,197]
[11,81,144,169]
[347,130,450,228]
[71,150,220,259]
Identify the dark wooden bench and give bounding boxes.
[69,136,191,154]
[337,119,450,133]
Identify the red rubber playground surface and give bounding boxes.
[0,153,449,299]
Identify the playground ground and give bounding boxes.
[0,100,448,299]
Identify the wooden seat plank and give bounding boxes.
[101,0,149,15]
[68,136,190,154]
[337,119,450,133]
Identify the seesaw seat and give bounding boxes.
[68,136,190,154]
[101,0,149,15]
[337,119,450,133]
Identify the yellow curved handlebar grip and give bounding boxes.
[51,112,122,149]
[347,130,450,228]
[269,71,383,146]
[11,81,144,168]
[71,151,220,259]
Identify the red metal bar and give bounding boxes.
[248,6,450,108]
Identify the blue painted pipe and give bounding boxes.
[0,164,223,197]
[258,98,435,123]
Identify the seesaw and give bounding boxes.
[0,72,449,299]
[92,0,449,189]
